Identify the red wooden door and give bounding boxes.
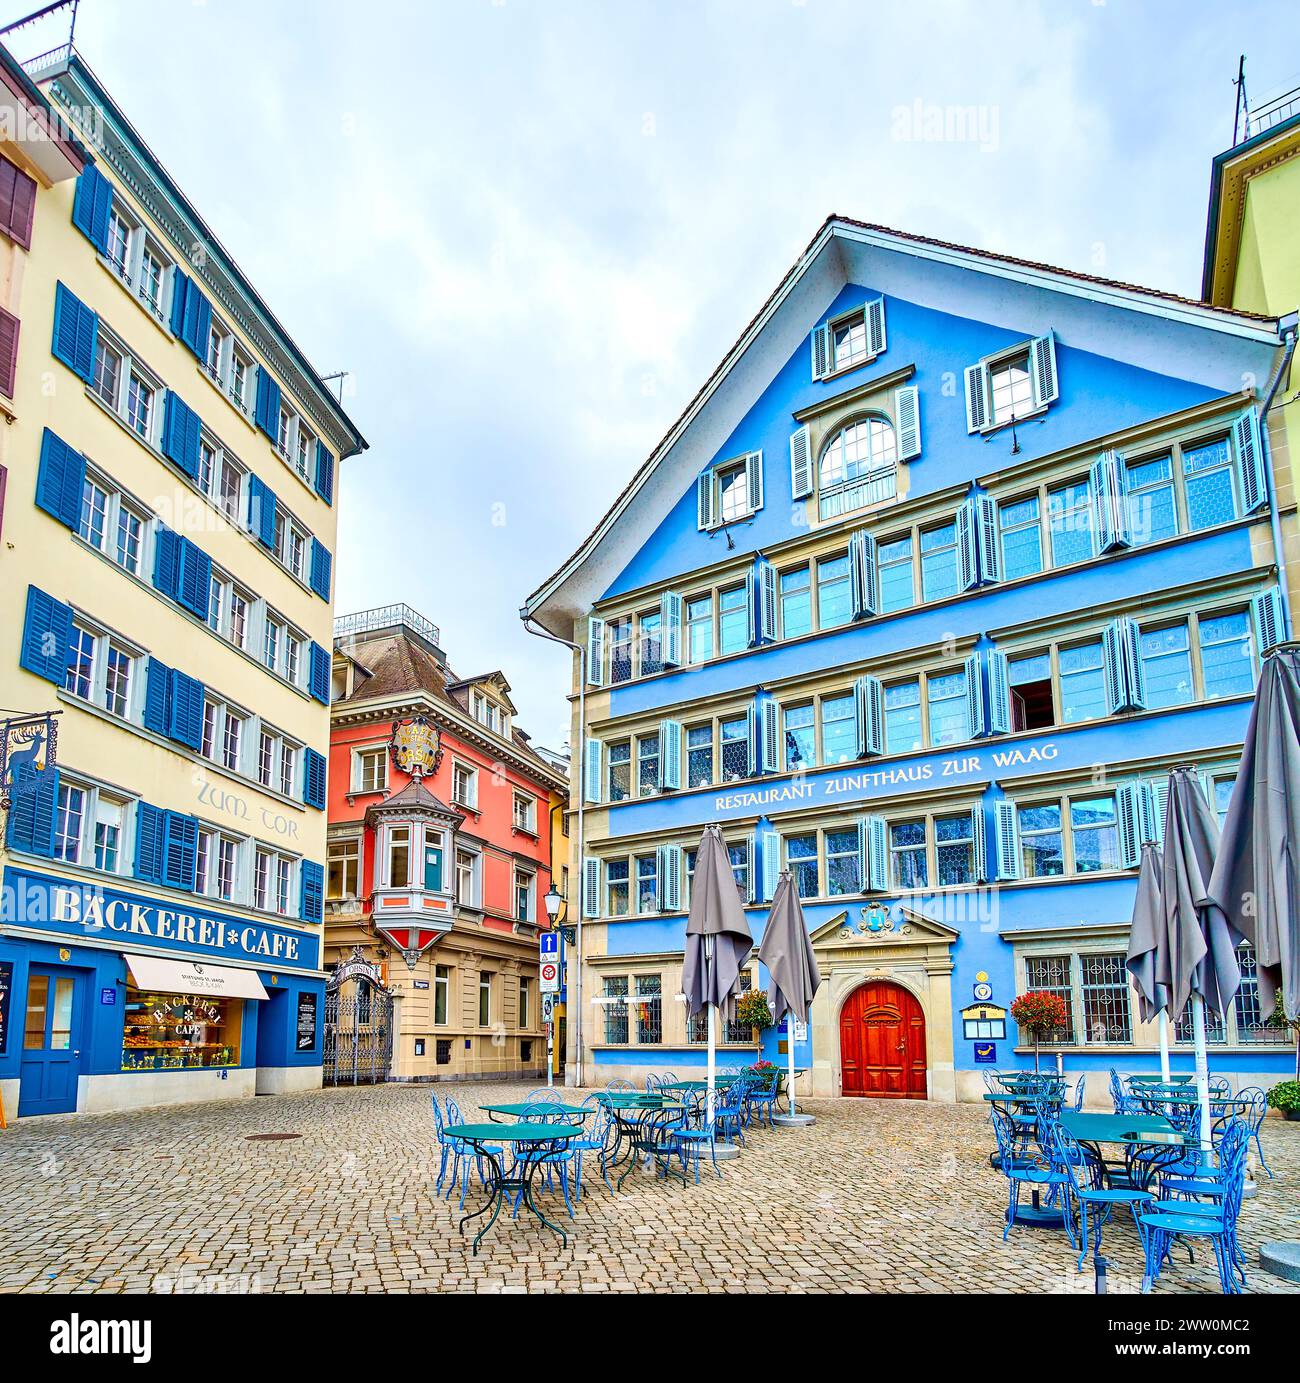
[839,981,927,1098]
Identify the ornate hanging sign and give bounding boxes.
[0,712,60,813]
[389,716,442,780]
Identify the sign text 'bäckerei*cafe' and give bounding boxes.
[1,868,320,971]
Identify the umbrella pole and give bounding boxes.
[1157,1009,1171,1084]
[1191,994,1213,1156]
[706,934,716,1127]
[788,1018,797,1119]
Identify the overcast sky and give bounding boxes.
[10,0,1298,746]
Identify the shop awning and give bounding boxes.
[124,953,269,1001]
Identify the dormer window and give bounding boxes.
[697,451,763,531]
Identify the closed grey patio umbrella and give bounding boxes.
[1207,645,1300,1026]
[1161,766,1242,1154]
[757,871,821,1127]
[682,824,754,1124]
[1126,840,1172,1083]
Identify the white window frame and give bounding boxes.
[353,746,389,795]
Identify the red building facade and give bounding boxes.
[324,605,566,1082]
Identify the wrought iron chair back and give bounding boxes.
[1235,1086,1272,1178]
[1072,1074,1087,1110]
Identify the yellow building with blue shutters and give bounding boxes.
[0,43,366,1119]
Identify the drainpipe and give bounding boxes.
[1261,322,1298,640]
[522,614,586,1087]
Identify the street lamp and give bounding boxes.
[543,882,564,925]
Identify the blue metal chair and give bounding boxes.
[1208,1075,1231,1099]
[1137,1119,1250,1294]
[989,1106,1069,1242]
[1107,1068,1133,1114]
[520,1101,580,1219]
[606,1077,636,1094]
[743,1066,780,1128]
[715,1077,749,1146]
[1051,1122,1154,1271]
[669,1091,724,1182]
[1071,1073,1087,1111]
[568,1096,615,1197]
[1236,1086,1272,1179]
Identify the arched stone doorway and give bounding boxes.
[839,980,928,1098]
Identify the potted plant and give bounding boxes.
[735,989,773,1044]
[1010,990,1068,1073]
[1265,1080,1300,1121]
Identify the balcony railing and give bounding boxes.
[1239,85,1300,143]
[334,604,440,648]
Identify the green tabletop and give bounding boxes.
[659,1078,737,1092]
[446,1122,581,1143]
[481,1102,591,1120]
[1131,1087,1251,1106]
[1060,1110,1191,1148]
[1128,1074,1195,1086]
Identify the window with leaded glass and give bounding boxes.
[999,496,1042,580]
[1126,453,1177,545]
[826,828,860,896]
[1071,796,1120,873]
[935,813,975,885]
[635,975,662,1043]
[927,670,967,747]
[783,703,815,769]
[820,693,855,765]
[780,565,812,639]
[786,833,819,897]
[1022,955,1074,1042]
[1183,436,1236,531]
[686,725,712,788]
[1199,611,1254,700]
[877,535,914,613]
[720,716,749,781]
[884,679,922,753]
[1080,953,1132,1044]
[728,841,751,901]
[639,610,663,676]
[1139,622,1192,709]
[636,855,658,913]
[1048,479,1093,566]
[1019,803,1064,877]
[920,521,959,602]
[607,741,631,802]
[603,976,629,1043]
[816,554,852,629]
[609,618,633,683]
[1059,640,1106,724]
[890,819,927,890]
[637,734,660,797]
[606,860,629,917]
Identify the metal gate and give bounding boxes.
[323,949,394,1086]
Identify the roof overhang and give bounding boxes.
[1201,111,1300,306]
[524,217,1282,637]
[0,40,86,182]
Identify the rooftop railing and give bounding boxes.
[334,604,440,647]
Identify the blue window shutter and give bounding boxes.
[1091,449,1131,552]
[71,166,112,253]
[35,427,86,529]
[1116,782,1143,869]
[789,423,813,499]
[864,816,888,890]
[161,811,198,891]
[584,738,602,804]
[166,668,205,751]
[657,844,682,912]
[975,494,1001,583]
[850,530,878,617]
[744,703,758,776]
[696,471,717,531]
[582,858,601,918]
[143,656,173,736]
[309,538,332,600]
[586,616,606,688]
[300,860,324,924]
[744,450,764,513]
[247,474,277,549]
[810,323,831,381]
[854,674,883,756]
[178,539,212,621]
[964,652,986,739]
[314,440,335,504]
[994,800,1021,880]
[759,700,779,774]
[161,392,202,479]
[19,585,73,684]
[964,363,990,433]
[1030,332,1059,407]
[253,365,281,439]
[303,748,327,809]
[170,273,212,360]
[986,651,1011,735]
[1234,409,1268,514]
[660,591,682,667]
[971,805,989,884]
[1252,585,1286,655]
[52,282,98,383]
[956,498,980,591]
[134,802,165,883]
[5,764,59,856]
[659,720,682,790]
[308,641,330,704]
[153,526,183,601]
[895,385,921,460]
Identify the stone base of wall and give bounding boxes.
[388,1067,547,1085]
[83,1068,258,1113]
[256,1065,324,1097]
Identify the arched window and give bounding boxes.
[819,416,897,520]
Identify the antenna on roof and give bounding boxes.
[320,371,350,403]
[1232,54,1249,145]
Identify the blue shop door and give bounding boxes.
[18,968,86,1116]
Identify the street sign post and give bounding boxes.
[540,932,560,1086]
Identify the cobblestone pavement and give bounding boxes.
[0,1083,1296,1294]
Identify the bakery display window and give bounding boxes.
[121,988,241,1070]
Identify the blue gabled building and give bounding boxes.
[523,217,1297,1103]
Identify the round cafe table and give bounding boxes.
[445,1122,582,1253]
